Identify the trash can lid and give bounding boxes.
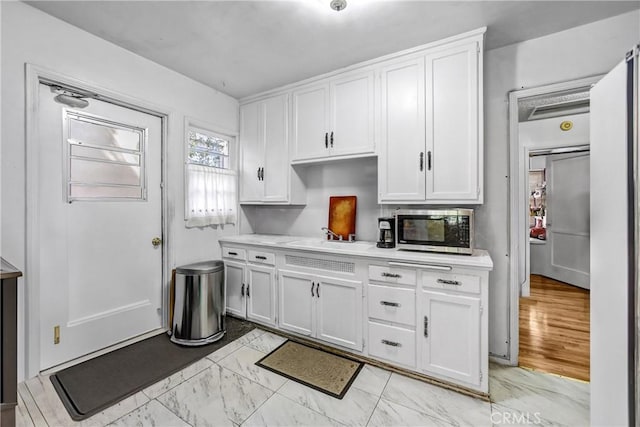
[176,260,224,275]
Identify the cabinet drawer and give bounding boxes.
[369,265,416,285]
[422,272,480,294]
[368,322,416,368]
[223,247,246,261]
[248,250,276,266]
[368,284,415,326]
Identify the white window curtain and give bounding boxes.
[185,164,237,227]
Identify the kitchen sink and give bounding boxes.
[287,239,375,252]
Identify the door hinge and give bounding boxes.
[54,325,60,345]
[480,370,483,382]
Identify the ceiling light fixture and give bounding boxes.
[330,0,347,12]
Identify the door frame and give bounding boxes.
[506,75,602,365]
[25,64,171,378]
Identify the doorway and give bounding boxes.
[28,72,167,373]
[508,79,597,380]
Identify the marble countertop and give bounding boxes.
[219,234,493,270]
[1,257,23,280]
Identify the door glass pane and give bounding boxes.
[69,117,141,151]
[66,111,146,202]
[71,144,140,165]
[69,184,142,199]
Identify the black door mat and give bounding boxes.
[256,340,363,399]
[51,316,254,421]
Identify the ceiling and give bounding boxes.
[25,1,640,99]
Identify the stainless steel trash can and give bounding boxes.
[171,260,225,346]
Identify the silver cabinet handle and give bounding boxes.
[437,278,461,286]
[381,339,401,347]
[419,152,424,171]
[255,255,267,260]
[382,272,401,278]
[246,284,250,298]
[241,283,245,297]
[330,131,334,148]
[424,316,429,337]
[427,151,432,171]
[380,301,400,307]
[228,251,238,256]
[316,282,320,298]
[311,282,315,297]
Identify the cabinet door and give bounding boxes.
[247,264,276,326]
[278,270,314,336]
[239,101,264,202]
[425,42,480,202]
[263,94,289,202]
[315,275,363,351]
[378,58,426,202]
[224,261,246,318]
[292,84,330,161]
[329,71,375,157]
[421,289,481,387]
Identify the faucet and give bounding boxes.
[321,227,342,241]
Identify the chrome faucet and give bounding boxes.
[321,227,342,241]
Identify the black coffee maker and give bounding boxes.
[376,217,396,248]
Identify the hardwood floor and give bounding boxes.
[519,274,590,381]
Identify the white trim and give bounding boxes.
[507,75,602,365]
[25,63,173,378]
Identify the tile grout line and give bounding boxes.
[363,369,392,427]
[17,390,37,427]
[24,379,52,427]
[273,388,348,426]
[154,396,195,427]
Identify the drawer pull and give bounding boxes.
[424,316,429,337]
[381,339,401,347]
[437,278,461,286]
[228,251,238,256]
[255,255,267,260]
[379,301,400,307]
[382,272,402,278]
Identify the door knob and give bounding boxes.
[151,237,162,248]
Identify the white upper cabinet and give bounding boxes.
[379,32,484,204]
[378,58,426,202]
[239,94,305,204]
[292,70,375,162]
[425,41,481,202]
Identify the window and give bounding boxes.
[185,125,237,227]
[66,112,146,201]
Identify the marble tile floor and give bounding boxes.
[16,328,590,427]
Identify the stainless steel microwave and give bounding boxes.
[395,209,474,255]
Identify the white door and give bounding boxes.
[378,58,426,202]
[546,152,590,289]
[329,71,375,157]
[262,94,289,202]
[38,84,162,370]
[239,101,263,202]
[421,290,480,386]
[315,275,362,351]
[246,264,276,326]
[224,261,246,318]
[425,42,480,202]
[292,84,330,161]
[278,270,314,336]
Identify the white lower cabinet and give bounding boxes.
[420,289,481,387]
[246,264,276,326]
[223,249,276,327]
[368,321,416,368]
[278,269,363,351]
[224,260,247,318]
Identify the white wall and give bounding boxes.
[1,2,239,380]
[479,10,639,358]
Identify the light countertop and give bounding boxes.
[219,234,493,270]
[0,257,23,280]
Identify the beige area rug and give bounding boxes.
[255,340,364,399]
